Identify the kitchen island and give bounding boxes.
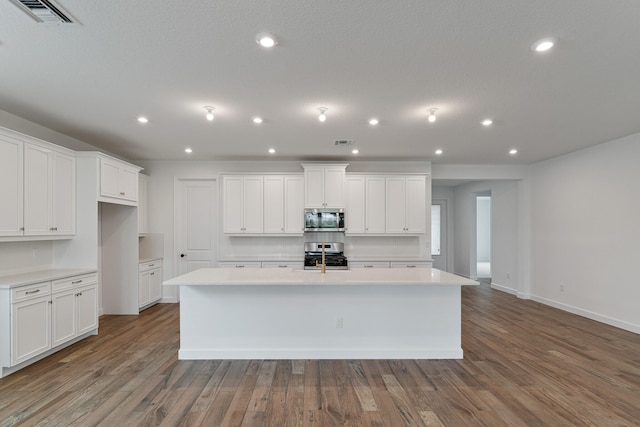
[164,267,478,359]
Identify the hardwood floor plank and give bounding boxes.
[1,287,639,426]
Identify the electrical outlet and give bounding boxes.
[506,272,510,279]
[560,284,565,292]
[336,317,343,329]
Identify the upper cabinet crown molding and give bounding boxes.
[301,164,348,208]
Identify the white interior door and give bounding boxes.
[176,180,217,276]
[431,199,448,271]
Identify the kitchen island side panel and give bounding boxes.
[179,283,462,359]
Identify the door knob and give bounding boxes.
[180,254,186,258]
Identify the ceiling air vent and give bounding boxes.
[334,139,353,146]
[11,0,76,23]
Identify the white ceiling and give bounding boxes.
[1,1,640,164]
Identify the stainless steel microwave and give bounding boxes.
[304,208,345,232]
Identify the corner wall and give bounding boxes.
[530,132,640,333]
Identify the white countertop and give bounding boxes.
[0,269,98,289]
[164,267,478,287]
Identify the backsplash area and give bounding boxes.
[0,241,54,276]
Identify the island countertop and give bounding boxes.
[163,267,478,287]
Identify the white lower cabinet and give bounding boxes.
[51,273,98,349]
[11,282,52,365]
[3,272,98,373]
[139,260,163,310]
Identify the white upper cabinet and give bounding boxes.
[99,157,139,203]
[302,164,347,208]
[224,174,303,236]
[283,175,304,234]
[0,127,75,240]
[365,176,387,233]
[23,143,76,236]
[386,176,426,234]
[263,176,285,234]
[345,176,366,233]
[264,175,305,235]
[223,175,264,234]
[0,133,23,237]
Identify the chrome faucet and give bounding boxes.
[315,241,327,273]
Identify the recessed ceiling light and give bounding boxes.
[509,149,518,155]
[532,38,556,52]
[256,32,277,48]
[435,149,443,155]
[137,116,148,124]
[368,118,379,125]
[481,119,493,126]
[352,149,359,154]
[268,148,276,154]
[185,147,193,154]
[253,117,263,124]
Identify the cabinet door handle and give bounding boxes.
[236,265,245,268]
[120,192,125,196]
[25,289,41,295]
[150,272,155,276]
[407,265,416,268]
[72,280,82,284]
[364,265,373,268]
[278,265,288,268]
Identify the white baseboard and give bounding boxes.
[531,295,640,335]
[179,347,464,360]
[490,282,518,296]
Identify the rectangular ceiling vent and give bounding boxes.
[12,0,76,23]
[334,139,353,146]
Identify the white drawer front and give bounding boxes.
[218,262,262,268]
[261,262,304,269]
[52,273,98,292]
[389,262,431,268]
[349,262,390,269]
[11,282,51,303]
[139,260,163,272]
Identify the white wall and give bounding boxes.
[0,241,53,275]
[530,132,640,333]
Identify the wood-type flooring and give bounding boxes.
[1,283,639,426]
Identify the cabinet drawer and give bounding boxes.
[218,262,262,268]
[11,282,51,303]
[52,273,98,292]
[261,262,304,269]
[139,260,163,272]
[349,262,390,269]
[389,262,431,268]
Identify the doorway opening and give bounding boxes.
[475,192,492,283]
